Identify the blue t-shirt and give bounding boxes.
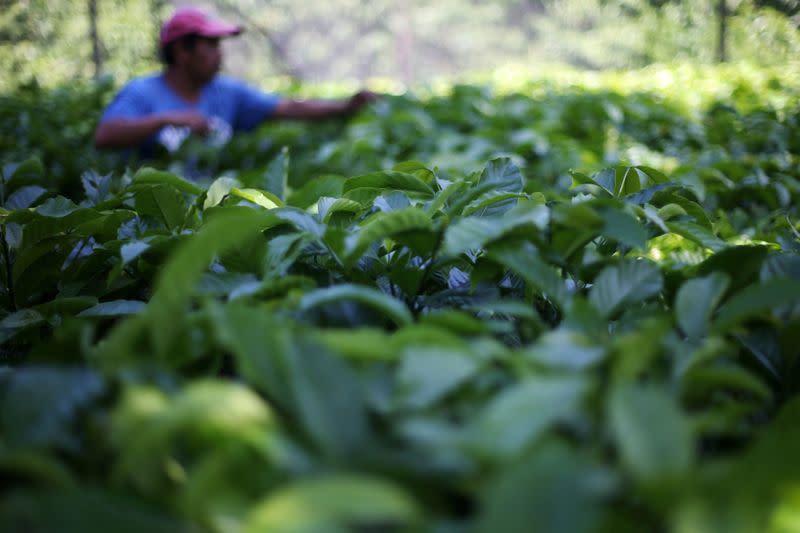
[100,73,282,157]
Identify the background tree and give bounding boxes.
[1,0,799,91]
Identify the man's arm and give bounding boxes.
[93,111,211,150]
[270,90,377,121]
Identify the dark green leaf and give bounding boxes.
[589,260,663,318]
[675,273,731,339]
[608,384,693,483]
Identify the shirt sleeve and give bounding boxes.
[232,80,283,131]
[100,81,152,123]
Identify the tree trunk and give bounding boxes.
[88,0,102,78]
[717,0,727,62]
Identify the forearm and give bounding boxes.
[93,116,167,149]
[270,99,352,121]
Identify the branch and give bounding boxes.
[214,0,304,81]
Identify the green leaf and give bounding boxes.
[487,241,571,310]
[32,296,98,317]
[271,207,326,238]
[589,260,663,318]
[395,347,481,409]
[475,443,611,533]
[478,157,524,193]
[212,303,369,458]
[263,146,289,200]
[571,169,613,197]
[0,367,104,450]
[131,167,203,195]
[675,273,731,339]
[230,187,283,209]
[462,190,526,217]
[467,375,588,459]
[286,174,344,209]
[524,328,607,370]
[442,204,549,258]
[315,328,397,361]
[3,157,44,186]
[299,284,413,326]
[0,489,190,533]
[667,221,727,252]
[713,279,800,332]
[5,186,47,210]
[0,308,45,329]
[345,207,432,263]
[608,384,693,483]
[243,475,418,533]
[34,197,80,218]
[77,300,147,318]
[344,171,433,197]
[203,176,241,210]
[600,207,648,249]
[319,197,362,222]
[147,208,278,357]
[760,253,800,282]
[134,185,186,230]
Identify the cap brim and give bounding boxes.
[196,21,243,38]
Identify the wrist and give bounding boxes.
[154,113,172,129]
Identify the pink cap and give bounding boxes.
[159,7,242,47]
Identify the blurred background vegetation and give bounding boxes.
[2,0,800,92]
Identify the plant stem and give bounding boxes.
[0,168,15,311]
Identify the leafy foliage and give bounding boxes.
[2,65,800,532]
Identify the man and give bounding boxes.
[94,6,376,157]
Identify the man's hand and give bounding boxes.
[346,90,379,113]
[160,110,211,136]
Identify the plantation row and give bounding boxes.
[1,67,800,532]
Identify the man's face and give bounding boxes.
[180,36,222,83]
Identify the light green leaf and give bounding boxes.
[203,177,241,210]
[244,475,418,533]
[230,187,283,209]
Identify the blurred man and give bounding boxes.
[94,6,376,156]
